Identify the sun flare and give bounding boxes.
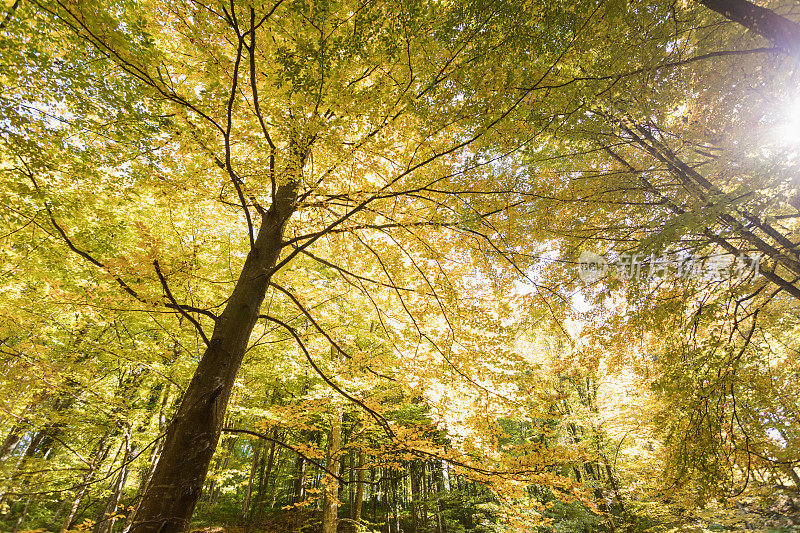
[776,97,800,146]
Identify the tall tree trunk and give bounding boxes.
[370,465,377,524]
[421,462,429,533]
[410,461,422,533]
[602,454,633,531]
[0,421,24,461]
[59,429,113,533]
[130,180,299,532]
[346,450,353,517]
[249,387,282,523]
[353,450,366,530]
[94,430,133,533]
[456,476,470,530]
[433,461,446,533]
[322,407,342,533]
[294,454,307,504]
[241,442,262,519]
[384,468,391,533]
[203,432,238,508]
[253,428,280,522]
[245,447,268,533]
[0,402,70,513]
[50,495,69,530]
[12,498,32,532]
[391,474,400,533]
[695,0,800,53]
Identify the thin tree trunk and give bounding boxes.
[346,449,353,517]
[12,498,31,532]
[410,461,421,533]
[60,429,113,533]
[322,407,342,533]
[94,430,133,533]
[391,474,400,533]
[247,387,281,525]
[602,454,633,531]
[0,416,64,512]
[209,485,221,507]
[353,450,366,530]
[131,180,299,532]
[50,496,69,529]
[370,465,377,525]
[456,476,470,530]
[0,422,24,461]
[121,439,164,533]
[421,462,429,533]
[253,428,279,521]
[294,454,307,504]
[204,432,238,508]
[242,442,261,519]
[433,461,446,533]
[384,468,391,533]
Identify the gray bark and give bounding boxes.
[322,407,342,533]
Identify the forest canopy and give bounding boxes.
[1,0,799,532]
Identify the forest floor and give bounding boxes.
[189,509,326,533]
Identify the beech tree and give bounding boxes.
[2,0,800,531]
[2,0,603,529]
